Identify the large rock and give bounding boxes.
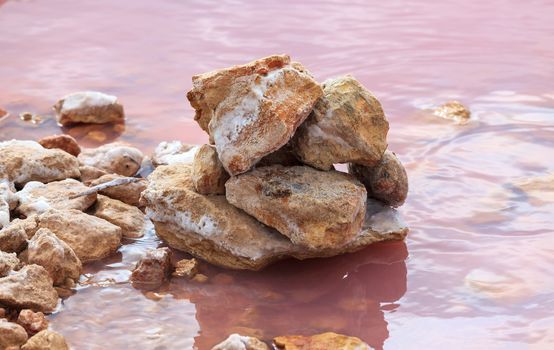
[54,91,124,126]
[0,251,19,277]
[192,144,229,195]
[293,75,389,170]
[226,165,367,251]
[0,140,80,186]
[15,179,96,217]
[92,195,147,238]
[89,173,147,207]
[151,141,199,166]
[0,264,58,313]
[187,54,323,175]
[78,142,143,177]
[38,134,81,157]
[130,247,172,288]
[212,334,269,350]
[21,330,69,350]
[0,320,28,349]
[0,217,38,253]
[273,332,370,350]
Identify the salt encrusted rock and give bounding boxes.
[152,141,199,166]
[226,165,367,251]
[212,333,269,350]
[15,179,96,217]
[89,174,147,207]
[0,320,28,349]
[293,75,389,170]
[0,264,58,313]
[348,150,408,207]
[92,195,146,238]
[0,251,19,277]
[37,209,122,263]
[54,91,124,126]
[192,144,230,195]
[16,309,48,336]
[0,199,10,231]
[78,165,108,184]
[187,54,323,175]
[0,217,38,253]
[433,100,471,123]
[0,179,17,230]
[37,134,81,157]
[27,228,82,286]
[172,258,198,278]
[0,140,80,187]
[78,142,144,177]
[273,332,370,350]
[130,247,172,288]
[21,330,69,350]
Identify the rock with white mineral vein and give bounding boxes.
[78,142,144,177]
[89,174,147,207]
[293,75,389,170]
[16,309,48,336]
[38,134,81,157]
[130,247,172,288]
[0,251,19,277]
[53,91,124,126]
[151,141,199,167]
[92,195,147,238]
[192,144,229,195]
[0,217,38,253]
[212,333,269,350]
[187,54,323,175]
[0,320,28,349]
[22,329,69,350]
[273,332,371,350]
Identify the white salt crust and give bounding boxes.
[211,334,255,350]
[60,91,118,113]
[153,141,199,165]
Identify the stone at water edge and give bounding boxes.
[78,142,144,177]
[16,309,49,336]
[21,330,69,350]
[211,333,269,350]
[130,247,173,288]
[89,173,148,207]
[273,332,371,350]
[173,258,199,279]
[187,54,323,175]
[92,195,148,239]
[151,140,199,167]
[0,320,28,349]
[38,134,81,157]
[192,144,230,195]
[0,251,20,277]
[53,91,124,126]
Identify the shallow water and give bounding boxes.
[1,0,554,349]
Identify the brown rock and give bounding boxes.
[433,100,471,123]
[78,165,108,184]
[0,251,19,277]
[226,165,367,251]
[21,330,69,350]
[27,228,82,285]
[130,247,172,288]
[16,309,48,336]
[151,141,199,167]
[89,174,147,207]
[256,143,301,168]
[0,217,38,253]
[348,150,408,207]
[192,144,229,195]
[187,54,323,175]
[0,264,58,313]
[53,91,124,126]
[293,75,389,170]
[212,334,269,350]
[15,179,96,217]
[0,140,80,187]
[0,320,28,349]
[172,258,198,279]
[78,142,144,177]
[38,135,81,157]
[91,195,146,238]
[273,332,370,350]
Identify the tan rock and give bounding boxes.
[0,217,38,253]
[172,258,198,278]
[226,165,367,251]
[151,141,199,167]
[54,91,124,126]
[91,195,146,238]
[0,179,17,230]
[0,251,19,277]
[15,179,96,217]
[0,320,28,349]
[78,165,108,184]
[192,273,208,283]
[16,309,48,336]
[89,174,147,207]
[433,100,471,123]
[348,150,408,207]
[212,333,269,350]
[21,330,69,350]
[273,332,370,350]
[37,134,81,157]
[192,144,229,195]
[0,264,58,313]
[0,140,80,187]
[130,247,172,288]
[187,54,323,175]
[78,142,144,177]
[27,228,82,285]
[293,75,389,170]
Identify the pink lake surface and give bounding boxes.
[1,0,554,349]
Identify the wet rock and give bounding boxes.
[0,264,58,313]
[16,309,48,336]
[192,273,209,283]
[21,330,69,350]
[0,251,19,277]
[172,258,198,279]
[0,140,80,187]
[89,174,147,207]
[130,247,172,288]
[212,333,269,350]
[152,141,199,166]
[0,217,38,253]
[226,165,367,251]
[37,134,81,157]
[15,179,96,217]
[192,144,230,195]
[78,165,108,184]
[187,54,323,175]
[273,332,370,350]
[27,228,82,286]
[78,142,144,177]
[348,150,409,207]
[433,100,471,123]
[54,91,124,126]
[293,75,389,170]
[91,195,146,238]
[0,320,28,349]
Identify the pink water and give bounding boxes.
[1,0,554,349]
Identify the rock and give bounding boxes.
[15,179,96,217]
[0,264,58,313]
[53,91,124,126]
[256,143,301,168]
[0,251,19,277]
[273,332,370,350]
[192,273,208,283]
[37,209,122,263]
[130,247,172,288]
[0,199,9,231]
[78,165,108,184]
[348,150,408,207]
[21,330,69,350]
[433,100,471,123]
[0,179,17,229]
[293,75,389,170]
[212,334,269,350]
[172,258,198,278]
[0,320,28,349]
[192,145,229,195]
[91,195,146,238]
[27,228,82,286]
[226,165,367,251]
[0,140,80,187]
[152,141,199,167]
[89,174,147,207]
[187,54,323,175]
[16,309,48,336]
[78,142,144,177]
[0,217,38,253]
[37,135,81,157]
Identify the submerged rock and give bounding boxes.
[92,195,146,238]
[433,100,471,123]
[192,144,230,195]
[21,330,69,350]
[78,142,144,177]
[273,332,370,350]
[152,141,199,166]
[293,75,389,170]
[38,134,81,157]
[211,333,269,350]
[130,247,172,288]
[54,91,124,126]
[0,320,28,349]
[172,258,199,279]
[187,54,323,175]
[89,174,147,207]
[0,251,19,277]
[16,309,49,336]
